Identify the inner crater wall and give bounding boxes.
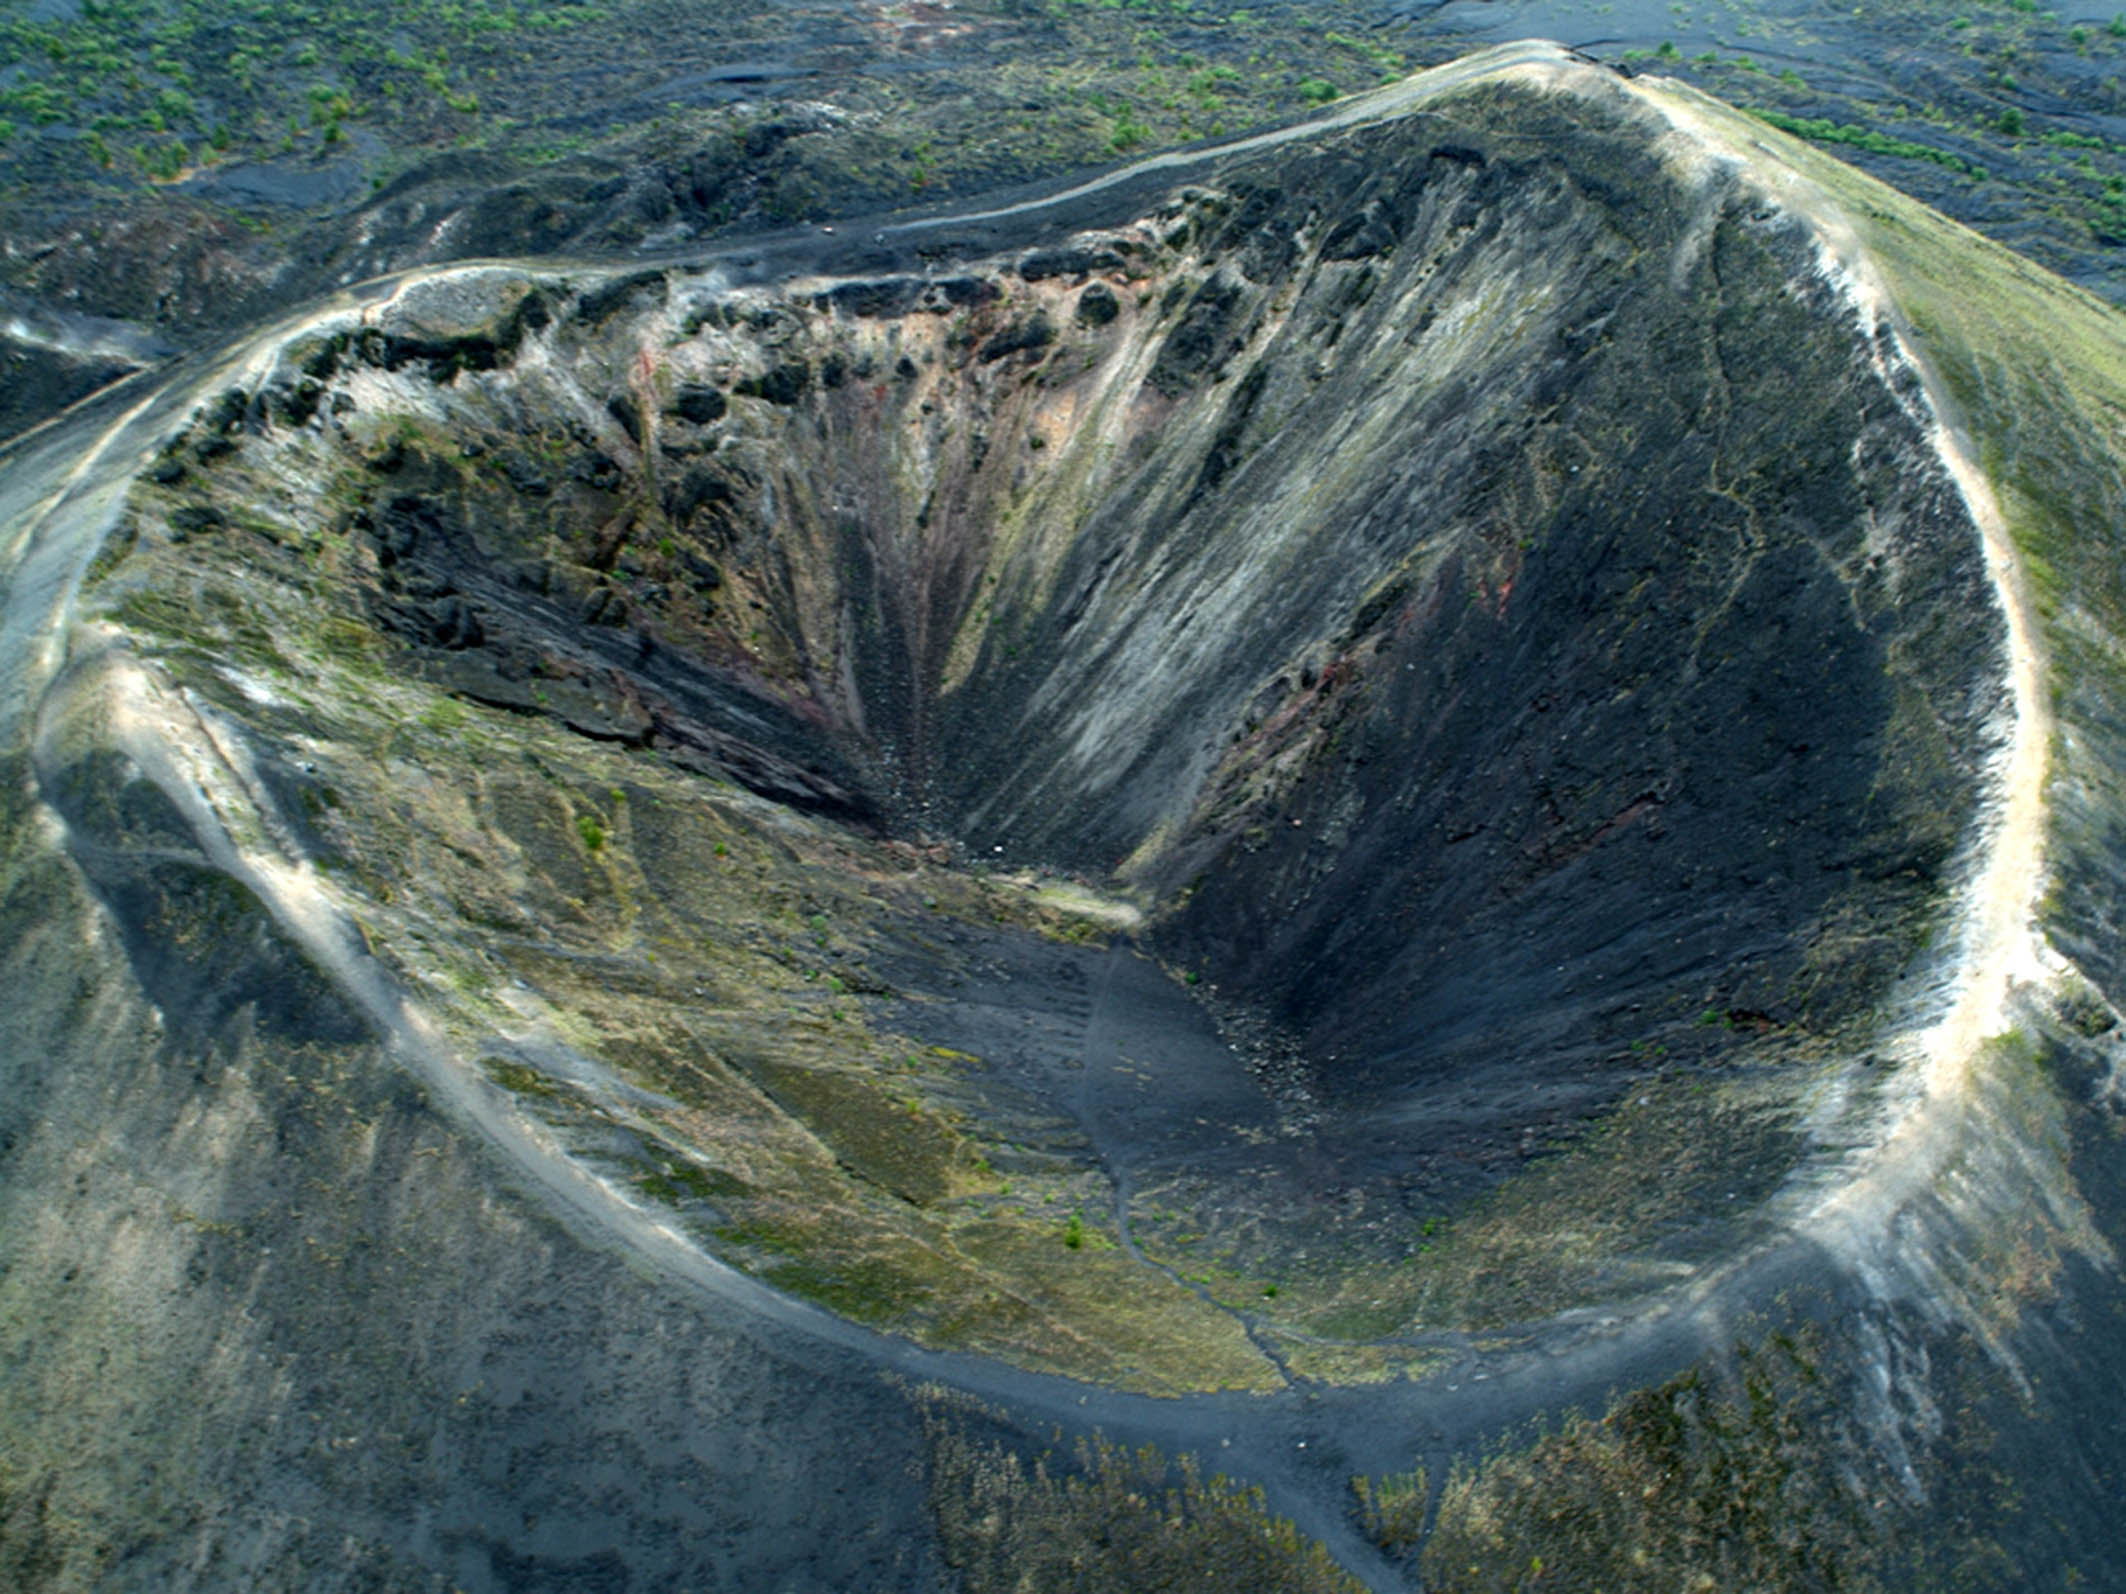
[115,86,2008,1140]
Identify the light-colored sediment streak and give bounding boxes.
[1626,73,2071,1271]
[1909,425,2053,1069]
[1,309,171,366]
[1801,377,2071,1267]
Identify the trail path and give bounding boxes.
[1635,80,2057,1265]
[0,43,2077,1591]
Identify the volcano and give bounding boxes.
[5,41,2126,1592]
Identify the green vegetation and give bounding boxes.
[1748,107,1989,177]
[634,1158,747,1205]
[1352,1470,1428,1556]
[1425,1334,1873,1588]
[0,0,1430,206]
[925,1405,1365,1593]
[0,0,566,181]
[1421,1326,2019,1590]
[482,1057,562,1099]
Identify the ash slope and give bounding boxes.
[5,40,2126,1594]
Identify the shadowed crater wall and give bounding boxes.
[899,105,2006,1136]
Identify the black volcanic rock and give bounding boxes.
[1074,282,1121,325]
[666,383,728,425]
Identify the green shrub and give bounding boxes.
[1748,107,1989,177]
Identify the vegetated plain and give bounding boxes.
[7,0,2126,437]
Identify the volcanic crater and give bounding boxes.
[8,40,2125,1594]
